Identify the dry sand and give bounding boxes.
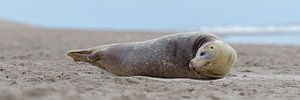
[0,22,300,100]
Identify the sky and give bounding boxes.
[0,0,300,30]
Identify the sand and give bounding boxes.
[0,22,300,100]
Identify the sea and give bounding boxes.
[196,26,300,45]
[224,33,300,45]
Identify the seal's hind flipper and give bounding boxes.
[67,48,95,62]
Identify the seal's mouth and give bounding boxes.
[190,61,224,79]
[189,61,209,70]
[201,62,210,68]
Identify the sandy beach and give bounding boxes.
[0,22,300,100]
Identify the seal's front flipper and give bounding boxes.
[67,48,96,62]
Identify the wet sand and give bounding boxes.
[0,22,300,100]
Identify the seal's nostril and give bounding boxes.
[192,68,196,70]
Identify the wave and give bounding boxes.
[196,25,300,34]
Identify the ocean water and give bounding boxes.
[224,33,300,45]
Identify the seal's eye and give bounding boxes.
[199,51,212,59]
[210,46,214,49]
[200,52,206,56]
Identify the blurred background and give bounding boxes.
[1,0,300,45]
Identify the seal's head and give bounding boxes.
[189,40,237,79]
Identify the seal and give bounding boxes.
[67,32,237,79]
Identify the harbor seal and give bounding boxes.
[67,32,237,79]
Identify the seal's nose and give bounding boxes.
[189,59,197,70]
